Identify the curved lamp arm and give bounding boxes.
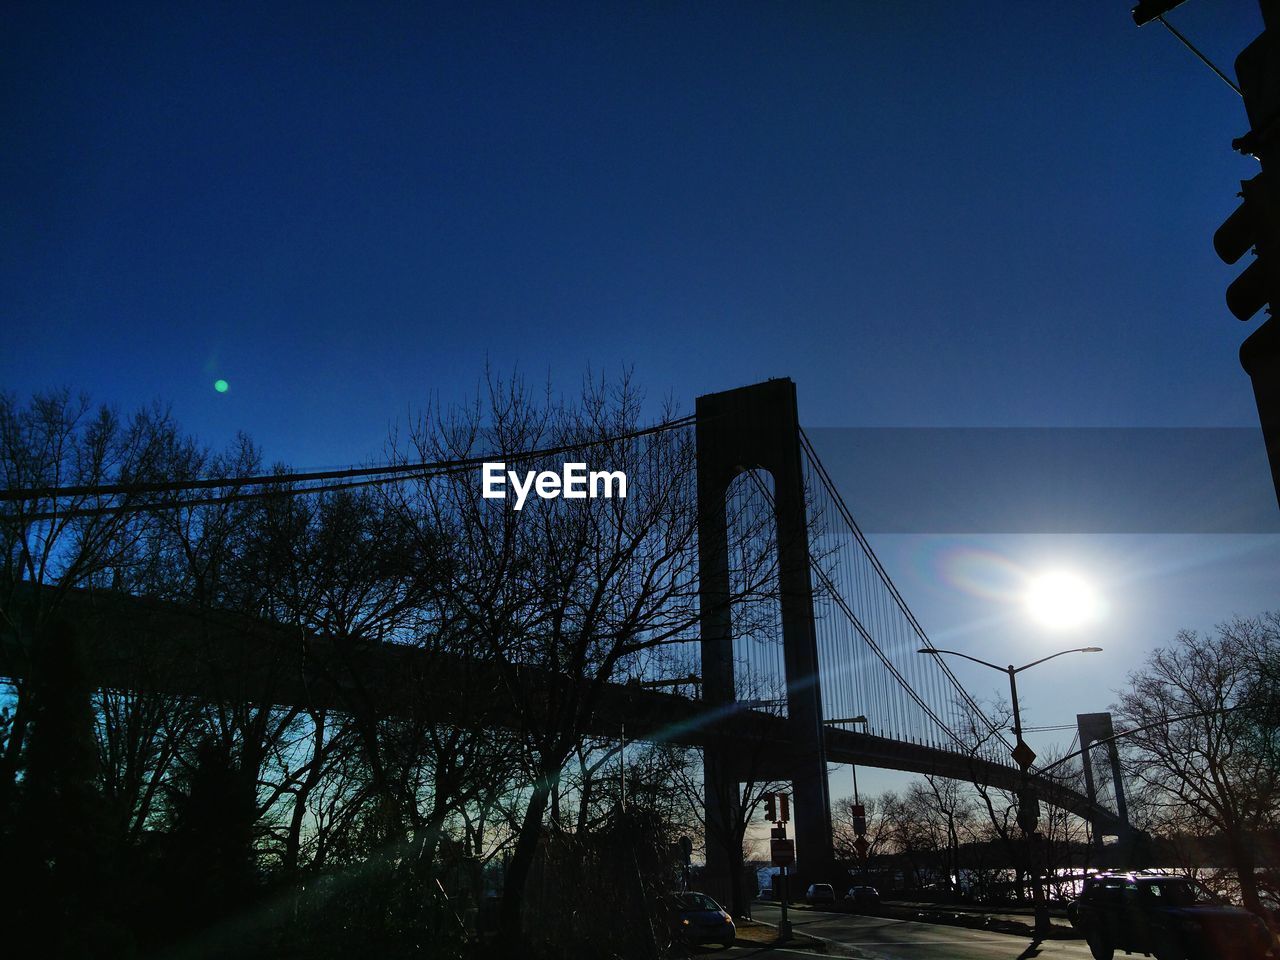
[1012,647,1103,673]
[916,647,1005,673]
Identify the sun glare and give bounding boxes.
[1024,571,1101,630]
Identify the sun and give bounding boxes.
[1024,571,1101,630]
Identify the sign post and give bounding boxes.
[770,838,794,940]
[765,792,794,941]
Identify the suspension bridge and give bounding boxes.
[0,377,1130,897]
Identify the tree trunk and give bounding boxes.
[497,773,553,945]
[728,823,748,918]
[283,712,328,875]
[1226,828,1263,914]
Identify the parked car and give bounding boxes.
[806,883,836,904]
[667,891,736,949]
[1069,871,1273,960]
[844,885,881,908]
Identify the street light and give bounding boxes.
[916,647,1102,765]
[824,715,871,873]
[917,645,1102,938]
[824,715,869,804]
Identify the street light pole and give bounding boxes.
[917,645,1102,939]
[1007,665,1023,747]
[824,715,870,878]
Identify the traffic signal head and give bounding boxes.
[764,794,776,822]
[1016,787,1040,835]
[1216,30,1280,322]
[851,802,867,836]
[779,793,790,823]
[1216,174,1280,322]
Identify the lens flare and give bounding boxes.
[214,379,229,393]
[937,546,1026,603]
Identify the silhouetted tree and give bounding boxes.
[7,619,129,958]
[1,390,181,817]
[395,372,731,947]
[1115,613,1280,915]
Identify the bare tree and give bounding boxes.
[1,391,184,811]
[832,792,893,864]
[1114,614,1280,915]
[394,372,709,944]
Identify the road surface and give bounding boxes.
[713,904,1097,960]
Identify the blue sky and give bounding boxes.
[4,1,1276,794]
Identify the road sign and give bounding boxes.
[1011,740,1036,770]
[853,836,869,859]
[770,826,788,840]
[770,838,795,866]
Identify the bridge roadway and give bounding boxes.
[0,587,1122,832]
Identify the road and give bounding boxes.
[705,905,1097,960]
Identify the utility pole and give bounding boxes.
[919,647,1102,938]
[825,715,870,877]
[766,792,794,941]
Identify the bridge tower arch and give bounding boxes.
[696,378,833,904]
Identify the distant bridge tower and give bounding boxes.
[1077,712,1132,853]
[697,378,833,903]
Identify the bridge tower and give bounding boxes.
[696,378,833,905]
[1077,712,1133,856]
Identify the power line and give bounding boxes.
[8,462,477,523]
[1,414,697,521]
[1036,705,1243,776]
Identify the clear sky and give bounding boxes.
[4,1,1276,795]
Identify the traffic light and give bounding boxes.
[851,802,867,837]
[1216,30,1280,323]
[765,794,776,822]
[1216,173,1279,322]
[1217,19,1280,508]
[1016,786,1040,835]
[779,793,790,823]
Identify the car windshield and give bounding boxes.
[676,893,720,912]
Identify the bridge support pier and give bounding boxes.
[697,379,834,907]
[1077,712,1133,862]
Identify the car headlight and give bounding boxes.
[681,919,689,926]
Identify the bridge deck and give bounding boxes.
[0,587,1122,831]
